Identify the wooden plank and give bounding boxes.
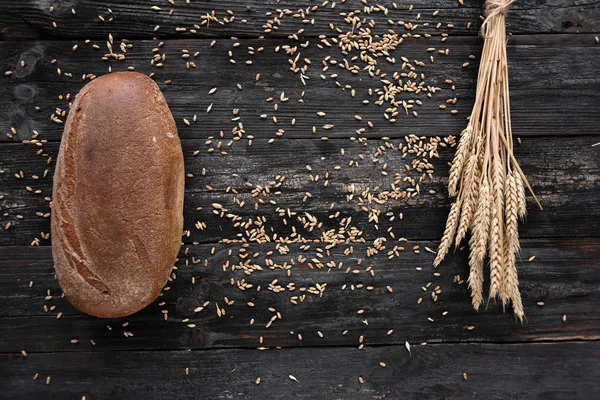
[2,35,600,144]
[1,342,598,399]
[1,0,598,40]
[1,135,599,246]
[1,239,598,353]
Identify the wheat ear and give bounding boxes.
[448,126,473,197]
[434,199,461,266]
[467,179,491,310]
[503,232,524,322]
[489,156,505,299]
[511,275,525,323]
[514,170,527,220]
[505,173,520,254]
[500,174,519,305]
[500,237,511,307]
[455,154,481,247]
[468,257,485,311]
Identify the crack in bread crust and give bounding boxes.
[130,232,158,292]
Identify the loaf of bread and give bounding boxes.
[51,72,184,318]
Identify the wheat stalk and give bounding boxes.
[434,0,542,320]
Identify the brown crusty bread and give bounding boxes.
[51,72,184,318]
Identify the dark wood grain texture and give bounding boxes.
[2,35,599,144]
[2,342,599,400]
[1,239,598,353]
[1,136,599,246]
[1,0,600,397]
[1,0,598,40]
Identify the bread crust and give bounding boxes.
[51,72,184,318]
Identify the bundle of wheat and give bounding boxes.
[434,0,542,322]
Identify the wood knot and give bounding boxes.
[13,84,37,103]
[14,47,44,78]
[9,108,34,140]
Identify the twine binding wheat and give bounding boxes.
[434,0,542,322]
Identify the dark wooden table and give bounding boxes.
[1,1,599,398]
